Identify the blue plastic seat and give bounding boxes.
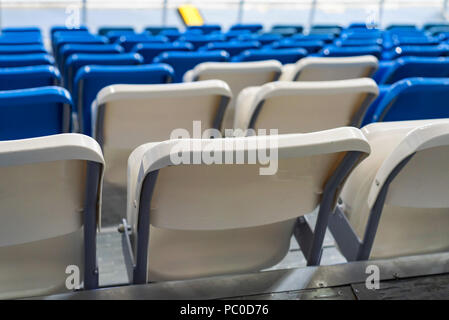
[268,39,324,53]
[386,24,418,31]
[115,34,168,51]
[366,78,449,123]
[132,42,193,64]
[340,30,383,40]
[376,57,449,85]
[105,30,136,43]
[223,30,251,40]
[177,34,226,50]
[98,26,134,36]
[187,25,222,34]
[0,44,47,55]
[73,64,174,135]
[229,24,263,33]
[290,33,335,43]
[271,24,303,34]
[312,24,343,31]
[334,38,382,47]
[53,35,109,56]
[58,43,124,69]
[0,65,60,90]
[51,25,89,38]
[372,60,396,83]
[237,33,282,45]
[383,45,449,60]
[231,48,307,64]
[0,35,42,45]
[159,29,183,42]
[200,41,260,57]
[319,45,382,59]
[145,26,179,35]
[0,86,72,140]
[0,53,54,67]
[64,53,143,92]
[2,26,41,34]
[153,50,230,82]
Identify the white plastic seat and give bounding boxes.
[126,128,370,283]
[0,133,104,299]
[184,61,282,132]
[234,78,378,134]
[92,80,232,224]
[335,119,449,260]
[279,56,378,82]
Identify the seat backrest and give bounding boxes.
[93,80,232,224]
[200,41,261,57]
[0,65,60,90]
[64,52,143,92]
[0,133,103,299]
[144,26,179,35]
[153,51,230,82]
[126,128,370,281]
[387,44,449,59]
[234,78,378,133]
[269,39,324,53]
[231,48,307,64]
[230,23,263,33]
[115,34,168,51]
[379,57,449,84]
[0,53,54,67]
[0,86,72,140]
[73,63,174,136]
[183,61,282,131]
[98,26,134,36]
[286,55,378,81]
[58,43,124,69]
[132,42,193,64]
[177,34,226,50]
[320,45,382,59]
[0,44,46,55]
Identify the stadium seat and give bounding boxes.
[199,41,261,57]
[0,36,42,46]
[132,42,193,64]
[268,39,325,54]
[291,33,335,43]
[144,26,179,35]
[177,34,227,50]
[50,25,89,38]
[153,51,230,82]
[320,45,382,59]
[105,30,136,43]
[279,55,378,81]
[234,78,378,133]
[0,86,72,140]
[271,24,303,35]
[98,26,134,36]
[0,133,103,299]
[365,78,449,123]
[0,53,54,67]
[115,34,168,52]
[334,38,382,47]
[64,52,143,92]
[187,24,222,34]
[73,64,174,136]
[237,34,282,46]
[158,29,183,42]
[229,23,263,33]
[383,44,449,60]
[0,44,47,55]
[331,119,449,260]
[2,26,41,34]
[0,65,60,90]
[58,43,124,69]
[53,35,109,55]
[124,128,370,282]
[231,48,307,64]
[376,57,449,85]
[184,61,283,131]
[92,80,232,224]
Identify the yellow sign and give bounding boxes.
[178,4,204,26]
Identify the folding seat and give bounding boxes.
[92,80,232,225]
[229,23,263,33]
[73,64,174,136]
[339,30,383,40]
[424,23,449,30]
[428,26,449,36]
[0,35,42,46]
[144,26,179,35]
[58,43,124,69]
[386,24,418,31]
[0,133,103,299]
[187,24,222,34]
[279,55,378,82]
[63,52,143,92]
[115,34,168,52]
[2,26,41,34]
[312,24,343,31]
[234,78,378,134]
[371,60,396,83]
[320,45,382,59]
[347,22,372,30]
[376,57,449,85]
[177,34,226,50]
[104,30,136,43]
[184,61,283,130]
[0,44,47,55]
[159,29,182,42]
[223,29,251,41]
[153,51,230,83]
[231,48,307,64]
[132,42,193,64]
[268,39,324,54]
[271,24,303,36]
[383,44,449,60]
[291,33,335,43]
[53,35,109,56]
[330,119,449,260]
[199,41,260,57]
[0,65,60,90]
[237,33,283,46]
[334,38,382,47]
[98,26,134,36]
[364,78,449,124]
[50,25,89,38]
[0,53,54,67]
[388,36,440,48]
[0,86,72,140]
[124,128,370,282]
